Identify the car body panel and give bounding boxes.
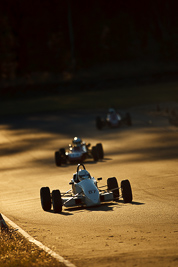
[77,179,100,206]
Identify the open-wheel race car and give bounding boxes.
[40,163,133,213]
[55,137,104,166]
[96,108,132,130]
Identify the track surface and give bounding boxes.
[0,106,178,266]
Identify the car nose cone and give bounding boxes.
[78,179,100,206]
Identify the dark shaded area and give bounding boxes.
[46,200,144,215]
[0,0,178,99]
[0,109,178,172]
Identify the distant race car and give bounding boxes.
[96,108,132,130]
[55,137,104,166]
[40,163,133,213]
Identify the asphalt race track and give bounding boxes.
[0,105,178,267]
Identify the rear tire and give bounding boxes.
[55,151,62,166]
[96,143,104,159]
[96,116,103,130]
[92,146,99,161]
[121,179,133,203]
[52,190,63,213]
[40,187,51,211]
[107,177,119,200]
[126,112,132,126]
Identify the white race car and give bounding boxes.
[96,108,132,130]
[40,163,133,213]
[55,137,104,166]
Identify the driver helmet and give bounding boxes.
[72,137,82,147]
[78,169,91,181]
[108,108,116,114]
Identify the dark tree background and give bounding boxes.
[0,0,177,80]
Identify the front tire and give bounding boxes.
[59,148,65,155]
[52,190,63,213]
[107,177,119,200]
[121,179,133,203]
[96,143,104,159]
[55,151,62,166]
[96,116,103,130]
[92,146,99,161]
[40,187,51,211]
[126,112,132,126]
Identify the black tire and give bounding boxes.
[59,148,67,164]
[59,148,65,155]
[96,143,104,159]
[92,146,99,161]
[96,116,103,130]
[55,151,62,166]
[52,190,63,213]
[107,177,119,200]
[121,179,133,203]
[126,112,132,126]
[40,187,51,211]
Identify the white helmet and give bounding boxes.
[78,169,91,181]
[73,137,82,147]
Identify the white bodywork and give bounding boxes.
[66,143,88,161]
[62,175,113,208]
[41,163,132,213]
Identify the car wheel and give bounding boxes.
[121,179,133,203]
[96,116,103,130]
[59,148,67,164]
[126,112,132,126]
[55,151,62,166]
[52,190,63,213]
[59,148,65,155]
[96,143,104,159]
[92,146,99,161]
[107,177,119,200]
[40,187,51,211]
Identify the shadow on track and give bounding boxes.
[1,109,178,168]
[117,200,145,205]
[45,200,144,216]
[46,202,119,216]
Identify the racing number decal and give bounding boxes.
[88,190,96,194]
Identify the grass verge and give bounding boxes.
[0,226,65,267]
